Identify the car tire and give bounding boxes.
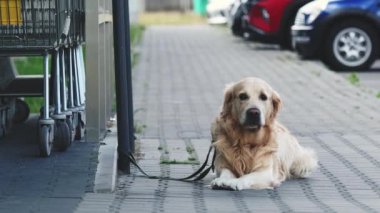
[231,6,244,37]
[231,19,243,37]
[322,20,379,71]
[279,17,295,50]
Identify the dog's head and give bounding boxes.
[221,77,281,131]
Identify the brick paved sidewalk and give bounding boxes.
[77,25,380,212]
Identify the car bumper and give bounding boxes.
[242,15,278,43]
[291,25,318,58]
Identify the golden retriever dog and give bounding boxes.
[211,77,318,190]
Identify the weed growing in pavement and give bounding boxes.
[131,51,140,68]
[160,158,199,165]
[186,146,195,154]
[186,145,198,162]
[130,25,145,46]
[376,92,380,99]
[159,143,199,164]
[347,72,360,86]
[159,145,171,164]
[134,122,147,134]
[158,145,170,154]
[311,70,321,77]
[188,156,196,161]
[133,108,147,134]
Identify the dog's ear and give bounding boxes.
[270,90,281,121]
[221,83,234,119]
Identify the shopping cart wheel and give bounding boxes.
[75,120,85,140]
[54,120,72,151]
[39,124,54,157]
[66,116,76,142]
[75,112,85,140]
[0,126,5,139]
[13,99,30,124]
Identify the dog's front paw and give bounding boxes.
[228,179,252,191]
[211,178,238,191]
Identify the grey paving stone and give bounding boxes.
[77,25,380,212]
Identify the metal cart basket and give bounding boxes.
[0,0,86,157]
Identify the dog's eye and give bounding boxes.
[239,93,249,101]
[259,93,268,101]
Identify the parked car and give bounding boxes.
[206,0,235,24]
[292,0,380,71]
[228,0,246,36]
[238,0,311,48]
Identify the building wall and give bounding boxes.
[85,0,114,141]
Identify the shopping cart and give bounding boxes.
[0,0,86,157]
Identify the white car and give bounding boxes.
[206,0,235,24]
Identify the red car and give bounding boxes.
[242,0,311,49]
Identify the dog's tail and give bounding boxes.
[290,147,318,178]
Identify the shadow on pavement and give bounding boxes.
[0,115,99,213]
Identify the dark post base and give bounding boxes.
[118,151,131,174]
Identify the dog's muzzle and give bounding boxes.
[244,107,261,129]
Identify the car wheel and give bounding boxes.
[279,15,295,50]
[231,19,243,37]
[323,20,378,71]
[231,15,243,37]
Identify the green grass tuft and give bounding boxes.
[130,25,145,45]
[134,123,147,134]
[186,146,195,154]
[347,72,360,86]
[187,156,196,161]
[160,159,200,165]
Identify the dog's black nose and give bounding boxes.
[247,108,260,116]
[245,108,261,127]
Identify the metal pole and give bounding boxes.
[112,0,134,173]
[43,52,50,120]
[124,0,135,153]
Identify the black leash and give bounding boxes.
[127,146,216,182]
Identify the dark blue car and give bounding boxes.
[291,0,380,70]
